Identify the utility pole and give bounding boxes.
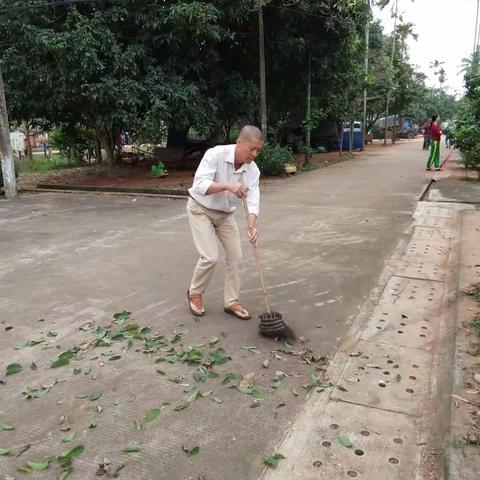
[0,68,16,199]
[304,50,312,166]
[473,0,480,73]
[362,0,370,151]
[384,0,398,146]
[258,6,267,138]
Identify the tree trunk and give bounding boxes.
[304,50,312,166]
[384,0,398,146]
[339,122,344,156]
[362,3,370,151]
[25,123,33,161]
[258,7,267,138]
[167,127,188,148]
[101,132,116,169]
[0,68,16,198]
[392,114,396,144]
[349,120,353,154]
[95,137,103,164]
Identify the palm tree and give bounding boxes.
[430,60,446,91]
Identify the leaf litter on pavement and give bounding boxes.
[2,309,329,474]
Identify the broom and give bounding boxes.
[241,196,295,339]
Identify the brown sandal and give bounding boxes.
[187,290,205,317]
[224,303,251,320]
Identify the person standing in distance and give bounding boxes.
[186,125,264,320]
[426,115,442,171]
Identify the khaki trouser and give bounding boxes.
[187,197,242,307]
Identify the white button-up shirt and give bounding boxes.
[189,144,260,216]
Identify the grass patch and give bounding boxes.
[472,313,480,337]
[301,164,317,172]
[463,283,480,303]
[19,154,78,173]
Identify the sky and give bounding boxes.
[372,0,479,96]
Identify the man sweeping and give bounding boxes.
[186,125,263,320]
[426,115,442,171]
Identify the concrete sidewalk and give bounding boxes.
[0,140,431,480]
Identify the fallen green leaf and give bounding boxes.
[201,390,213,397]
[339,436,353,448]
[271,378,283,389]
[156,368,166,375]
[0,448,9,455]
[63,432,76,443]
[30,362,37,371]
[222,373,237,385]
[209,336,220,345]
[6,363,22,375]
[145,408,160,422]
[0,423,14,431]
[211,397,223,404]
[109,355,121,361]
[208,348,231,366]
[114,397,123,406]
[113,310,131,325]
[396,374,402,382]
[264,453,286,469]
[26,459,50,471]
[47,331,58,337]
[58,466,73,480]
[51,350,77,368]
[89,389,102,401]
[187,389,200,404]
[57,399,65,405]
[292,388,299,397]
[122,444,140,453]
[193,367,208,383]
[88,420,97,428]
[183,446,200,457]
[134,420,143,431]
[57,445,85,465]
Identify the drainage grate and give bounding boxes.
[415,206,457,218]
[361,303,437,350]
[413,215,455,228]
[404,238,451,260]
[298,402,419,479]
[379,276,445,309]
[412,226,455,242]
[331,340,432,415]
[395,258,448,281]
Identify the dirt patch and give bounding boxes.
[17,141,395,192]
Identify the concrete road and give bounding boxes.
[0,139,429,480]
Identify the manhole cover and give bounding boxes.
[395,258,448,281]
[361,304,437,350]
[379,276,445,309]
[404,238,451,260]
[331,340,432,415]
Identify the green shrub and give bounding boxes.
[50,123,96,163]
[255,143,293,176]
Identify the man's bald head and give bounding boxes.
[238,125,265,142]
[235,125,264,166]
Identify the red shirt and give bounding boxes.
[430,122,441,141]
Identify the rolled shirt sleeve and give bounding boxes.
[191,150,217,195]
[245,165,260,217]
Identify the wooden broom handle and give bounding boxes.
[241,196,272,314]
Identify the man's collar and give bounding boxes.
[225,144,248,172]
